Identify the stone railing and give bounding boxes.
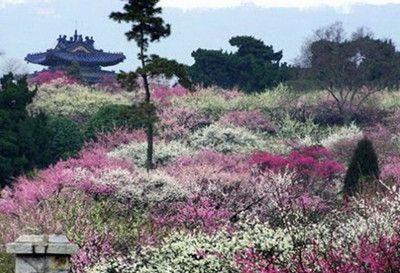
[6,234,78,273]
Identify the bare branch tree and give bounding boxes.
[351,26,374,40]
[295,21,345,68]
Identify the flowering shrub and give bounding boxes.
[108,140,193,168]
[152,196,232,234]
[218,111,276,133]
[250,146,345,181]
[89,187,400,272]
[235,234,400,273]
[330,138,360,164]
[88,221,292,273]
[116,170,187,209]
[158,107,211,140]
[164,150,252,209]
[171,87,241,118]
[0,147,134,215]
[28,84,130,122]
[364,124,400,161]
[276,115,328,146]
[320,123,363,148]
[28,70,78,86]
[172,85,297,118]
[71,231,115,273]
[93,76,122,93]
[189,124,266,154]
[235,248,284,273]
[153,85,188,105]
[89,129,146,151]
[381,156,400,185]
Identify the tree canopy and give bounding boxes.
[0,74,49,186]
[309,35,400,118]
[189,36,292,93]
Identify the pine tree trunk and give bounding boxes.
[142,74,154,171]
[139,33,154,172]
[146,121,154,171]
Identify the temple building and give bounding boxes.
[25,30,126,84]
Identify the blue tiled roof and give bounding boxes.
[25,30,126,67]
[26,51,126,67]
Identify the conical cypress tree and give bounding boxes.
[343,138,379,196]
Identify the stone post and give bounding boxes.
[6,234,79,273]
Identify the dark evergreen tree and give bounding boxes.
[0,73,50,186]
[343,138,380,196]
[46,117,84,162]
[189,36,292,93]
[85,103,156,139]
[110,0,192,170]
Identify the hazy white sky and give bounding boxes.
[161,0,400,10]
[2,0,400,10]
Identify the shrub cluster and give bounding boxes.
[28,83,130,122]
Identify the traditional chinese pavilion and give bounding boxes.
[25,30,126,84]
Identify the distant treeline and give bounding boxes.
[188,21,400,93]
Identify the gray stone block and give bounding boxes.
[6,234,78,273]
[6,243,33,254]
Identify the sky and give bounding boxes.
[160,0,400,10]
[1,0,400,73]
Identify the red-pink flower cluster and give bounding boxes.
[28,70,78,86]
[152,85,188,105]
[250,146,345,180]
[0,147,134,215]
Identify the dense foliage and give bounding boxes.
[190,36,293,93]
[0,74,50,186]
[85,103,154,139]
[46,117,84,162]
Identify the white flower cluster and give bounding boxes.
[278,186,400,253]
[320,123,363,148]
[189,124,267,154]
[88,221,292,273]
[116,170,187,208]
[28,84,130,120]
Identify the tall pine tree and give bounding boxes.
[110,0,191,170]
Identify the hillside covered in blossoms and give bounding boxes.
[1,70,400,272]
[3,0,400,272]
